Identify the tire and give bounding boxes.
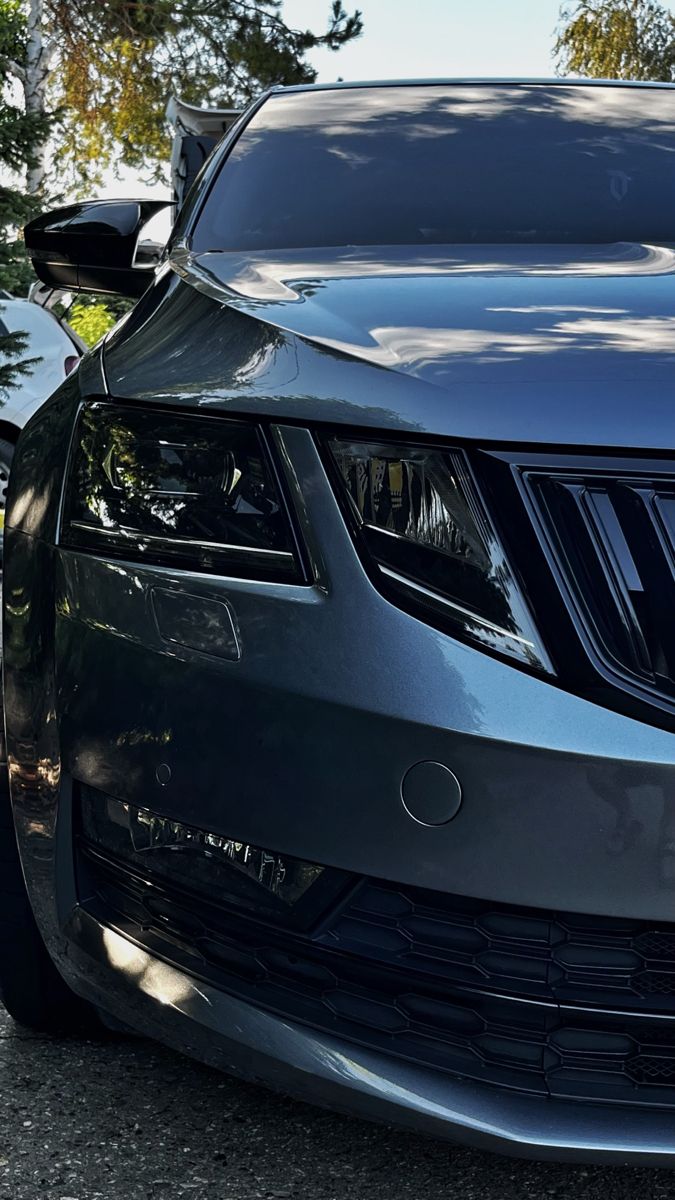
[0,437,13,516]
[0,775,98,1032]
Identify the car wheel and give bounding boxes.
[0,437,13,516]
[0,783,99,1032]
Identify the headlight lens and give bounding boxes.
[327,437,551,671]
[61,403,302,580]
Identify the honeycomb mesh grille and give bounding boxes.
[328,880,675,1007]
[627,1056,675,1084]
[77,831,675,1111]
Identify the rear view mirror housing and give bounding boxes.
[24,199,173,298]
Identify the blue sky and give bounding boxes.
[282,0,566,81]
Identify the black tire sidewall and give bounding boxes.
[0,781,97,1032]
[0,437,14,512]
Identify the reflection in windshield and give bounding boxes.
[194,83,675,252]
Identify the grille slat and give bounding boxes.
[523,462,675,710]
[580,486,652,675]
[612,484,675,680]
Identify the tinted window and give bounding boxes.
[193,83,675,250]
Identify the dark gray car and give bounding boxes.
[4,79,675,1163]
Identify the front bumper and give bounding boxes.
[52,908,675,1165]
[6,409,675,1163]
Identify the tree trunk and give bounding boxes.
[24,0,49,194]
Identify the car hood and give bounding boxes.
[180,242,675,389]
[106,242,675,449]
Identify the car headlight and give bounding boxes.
[326,437,552,672]
[61,403,303,581]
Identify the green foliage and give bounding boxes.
[0,187,34,295]
[0,1,50,294]
[68,301,117,347]
[555,0,675,81]
[46,0,363,184]
[0,0,362,395]
[0,325,38,398]
[0,0,52,391]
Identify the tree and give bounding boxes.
[4,1,363,191]
[0,1,49,289]
[68,301,117,347]
[0,0,47,391]
[555,0,675,81]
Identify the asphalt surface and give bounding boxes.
[3,1009,675,1199]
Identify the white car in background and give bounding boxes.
[0,296,84,515]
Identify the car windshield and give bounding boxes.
[192,82,675,251]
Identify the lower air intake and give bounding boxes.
[76,786,675,1111]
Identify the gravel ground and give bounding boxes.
[2,1007,675,1200]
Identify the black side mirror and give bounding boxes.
[24,199,173,298]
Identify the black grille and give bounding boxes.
[77,840,675,1109]
[520,457,675,712]
[629,1055,675,1084]
[327,881,675,1008]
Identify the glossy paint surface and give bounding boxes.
[106,245,675,449]
[24,199,170,297]
[6,391,675,921]
[9,81,675,1163]
[44,430,675,917]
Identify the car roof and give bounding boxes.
[2,297,56,319]
[0,298,83,352]
[272,77,675,94]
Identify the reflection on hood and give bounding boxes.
[172,242,675,386]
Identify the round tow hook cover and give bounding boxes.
[401,761,462,826]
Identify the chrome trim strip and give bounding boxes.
[68,521,295,562]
